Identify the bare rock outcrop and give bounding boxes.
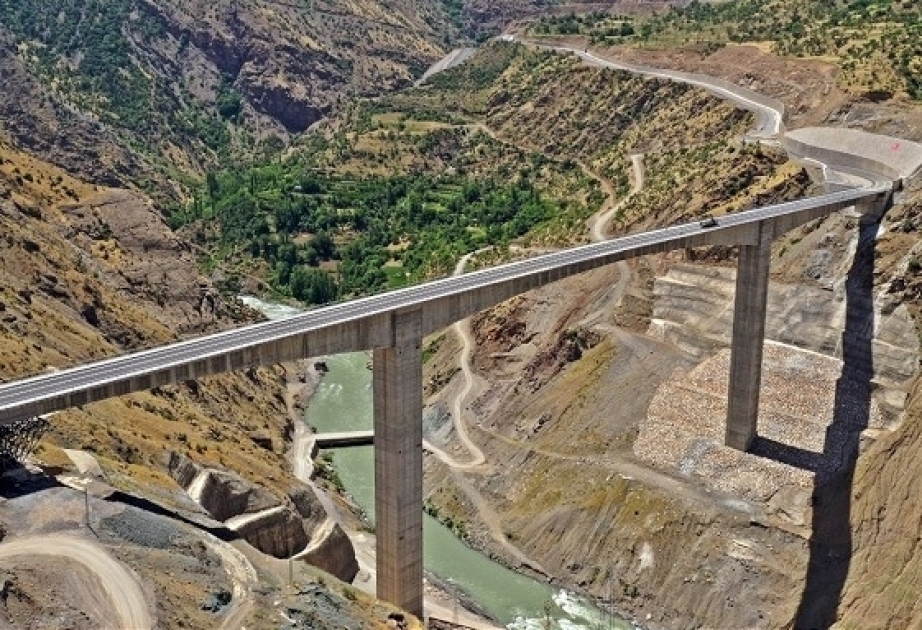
[60,190,247,337]
[196,470,279,523]
[235,43,335,133]
[289,485,360,581]
[229,506,310,558]
[837,378,922,626]
[288,484,327,529]
[166,452,200,489]
[299,520,360,581]
[168,453,358,581]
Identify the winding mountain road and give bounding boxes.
[591,153,645,243]
[430,134,646,471]
[418,123,651,570]
[524,38,785,138]
[408,36,899,596]
[0,534,152,629]
[423,250,488,469]
[0,32,902,630]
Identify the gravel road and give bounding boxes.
[0,533,152,629]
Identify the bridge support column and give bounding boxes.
[373,308,424,618]
[855,191,892,226]
[726,223,773,451]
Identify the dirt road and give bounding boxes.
[201,534,258,630]
[0,533,152,629]
[423,250,488,469]
[590,153,645,242]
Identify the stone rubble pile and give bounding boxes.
[634,341,884,504]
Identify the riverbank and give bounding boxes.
[300,352,630,629]
[302,371,502,629]
[240,288,631,628]
[271,341,501,628]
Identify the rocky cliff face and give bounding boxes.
[168,453,359,582]
[836,378,922,627]
[60,189,246,336]
[0,0,452,190]
[0,28,150,189]
[0,149,254,369]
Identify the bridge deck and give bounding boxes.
[314,431,374,447]
[0,184,892,426]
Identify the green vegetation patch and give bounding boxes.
[0,0,235,159]
[531,0,922,99]
[172,144,583,305]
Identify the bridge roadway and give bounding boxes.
[0,183,891,426]
[0,181,894,618]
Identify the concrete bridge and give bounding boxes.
[0,183,895,616]
[314,430,375,448]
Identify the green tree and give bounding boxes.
[290,267,339,305]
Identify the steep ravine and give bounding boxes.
[418,48,922,630]
[0,145,396,628]
[423,184,922,628]
[424,261,811,628]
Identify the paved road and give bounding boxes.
[415,47,477,86]
[0,533,152,629]
[522,37,784,138]
[0,183,890,427]
[0,36,894,425]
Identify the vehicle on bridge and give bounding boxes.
[699,214,718,228]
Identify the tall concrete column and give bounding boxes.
[373,308,424,618]
[726,222,773,451]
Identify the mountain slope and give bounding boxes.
[0,134,400,630]
[0,0,453,191]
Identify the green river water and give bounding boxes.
[306,353,633,630]
[241,297,633,630]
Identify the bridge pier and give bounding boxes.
[725,222,773,451]
[373,309,424,618]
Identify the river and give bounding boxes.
[240,296,632,630]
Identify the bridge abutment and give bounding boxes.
[726,222,773,451]
[373,309,424,618]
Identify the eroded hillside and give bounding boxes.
[0,140,407,628]
[415,40,922,630]
[0,0,453,189]
[1,2,922,624]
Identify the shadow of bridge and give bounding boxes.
[749,221,877,628]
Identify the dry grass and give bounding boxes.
[0,140,96,211]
